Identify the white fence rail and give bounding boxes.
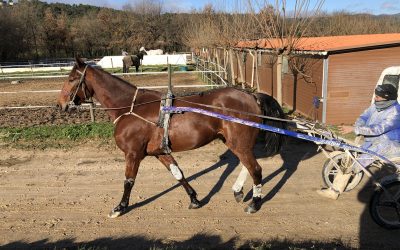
[0,59,229,124]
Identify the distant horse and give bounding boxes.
[122,51,146,73]
[58,57,286,218]
[140,46,163,55]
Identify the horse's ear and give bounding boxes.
[75,55,85,67]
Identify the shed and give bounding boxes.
[233,33,400,125]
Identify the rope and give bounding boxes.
[175,98,295,123]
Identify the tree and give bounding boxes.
[0,9,24,60]
[248,0,325,105]
[12,0,43,59]
[123,0,165,50]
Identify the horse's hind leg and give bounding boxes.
[230,149,263,214]
[156,155,201,209]
[108,151,144,218]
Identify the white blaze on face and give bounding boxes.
[170,164,183,180]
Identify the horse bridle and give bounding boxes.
[68,64,93,107]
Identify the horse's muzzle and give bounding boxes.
[57,102,70,112]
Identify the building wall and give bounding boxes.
[210,45,400,125]
[257,53,276,95]
[255,54,324,121]
[281,58,324,121]
[326,46,400,124]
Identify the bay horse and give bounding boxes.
[122,50,146,73]
[58,57,286,218]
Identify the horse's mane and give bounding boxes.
[92,66,135,89]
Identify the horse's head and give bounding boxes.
[57,57,93,111]
[137,50,147,60]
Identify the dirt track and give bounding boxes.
[0,74,399,249]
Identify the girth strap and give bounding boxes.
[159,92,174,154]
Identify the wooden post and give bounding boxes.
[237,52,245,89]
[277,54,283,105]
[229,49,235,85]
[89,103,95,122]
[168,64,172,93]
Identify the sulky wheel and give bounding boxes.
[322,152,363,192]
[369,176,400,230]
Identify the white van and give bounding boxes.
[373,66,400,102]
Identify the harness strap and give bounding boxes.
[69,65,89,103]
[129,88,139,113]
[160,92,173,154]
[113,88,157,126]
[113,112,157,126]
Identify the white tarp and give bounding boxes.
[96,54,190,68]
[96,56,124,68]
[141,54,189,65]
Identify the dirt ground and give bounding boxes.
[0,74,399,249]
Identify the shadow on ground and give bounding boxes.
[2,234,353,250]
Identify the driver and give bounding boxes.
[317,84,400,199]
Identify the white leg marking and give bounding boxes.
[170,164,183,180]
[253,184,262,198]
[232,165,249,192]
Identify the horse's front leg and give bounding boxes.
[156,155,201,209]
[232,164,249,203]
[109,152,143,218]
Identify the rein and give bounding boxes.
[110,94,295,127]
[92,94,296,125]
[71,67,293,126]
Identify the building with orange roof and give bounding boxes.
[218,33,400,124]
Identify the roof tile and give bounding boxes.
[236,33,400,52]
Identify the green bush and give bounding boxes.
[0,123,114,149]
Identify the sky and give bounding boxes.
[42,0,400,15]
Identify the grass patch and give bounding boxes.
[0,122,115,149]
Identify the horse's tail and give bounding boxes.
[254,93,287,156]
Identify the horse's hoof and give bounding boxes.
[108,205,126,218]
[188,198,201,209]
[234,190,244,203]
[244,197,262,214]
[108,210,122,218]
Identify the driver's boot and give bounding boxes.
[317,171,352,200]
